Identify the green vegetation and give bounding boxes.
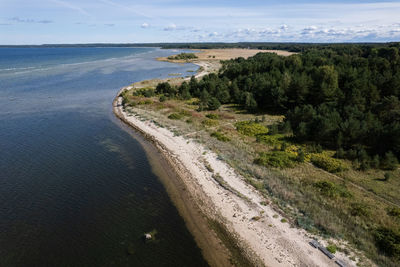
[254,151,296,168]
[121,43,400,266]
[167,52,198,60]
[211,131,231,142]
[206,113,219,119]
[374,227,400,259]
[388,207,400,217]
[168,113,184,120]
[132,87,155,97]
[202,119,219,127]
[313,180,351,198]
[326,244,337,254]
[256,133,285,146]
[235,121,269,137]
[310,154,347,173]
[159,45,400,170]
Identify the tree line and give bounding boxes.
[156,44,400,169]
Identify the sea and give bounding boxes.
[0,47,209,266]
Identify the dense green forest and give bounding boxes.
[156,44,400,171]
[167,52,198,60]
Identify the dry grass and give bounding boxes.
[121,81,400,267]
[158,48,295,63]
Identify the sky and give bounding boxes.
[0,0,400,44]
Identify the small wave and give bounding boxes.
[0,66,37,71]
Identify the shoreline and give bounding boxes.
[113,97,338,267]
[112,49,351,267]
[113,88,239,266]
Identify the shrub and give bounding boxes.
[296,216,315,232]
[384,172,393,181]
[159,95,167,102]
[374,227,400,258]
[168,53,198,60]
[388,207,400,218]
[314,181,352,198]
[206,113,219,120]
[256,134,284,146]
[350,203,371,217]
[211,132,231,142]
[179,109,192,117]
[202,119,219,127]
[133,87,155,97]
[156,82,177,97]
[326,244,337,254]
[208,97,221,110]
[168,113,184,120]
[235,121,269,137]
[297,149,305,162]
[254,151,296,168]
[311,154,347,173]
[381,151,398,170]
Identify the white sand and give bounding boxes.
[113,93,355,267]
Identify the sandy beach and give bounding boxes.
[113,94,348,266]
[113,49,355,267]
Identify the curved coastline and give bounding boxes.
[111,50,349,267]
[112,86,237,267]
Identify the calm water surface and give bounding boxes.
[0,47,208,266]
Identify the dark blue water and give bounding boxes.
[0,47,207,266]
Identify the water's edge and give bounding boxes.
[111,88,236,267]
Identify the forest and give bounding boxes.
[156,44,400,171]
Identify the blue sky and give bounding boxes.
[1,0,400,44]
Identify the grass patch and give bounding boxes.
[206,113,220,120]
[168,113,184,120]
[211,132,230,142]
[256,134,285,146]
[374,227,400,259]
[202,119,219,127]
[311,154,347,173]
[254,151,296,168]
[388,207,400,219]
[326,244,337,254]
[235,121,269,137]
[138,99,153,105]
[313,180,352,198]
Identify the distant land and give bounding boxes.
[1,42,400,53]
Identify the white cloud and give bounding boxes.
[163,23,177,31]
[301,26,318,35]
[280,24,288,31]
[141,22,149,28]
